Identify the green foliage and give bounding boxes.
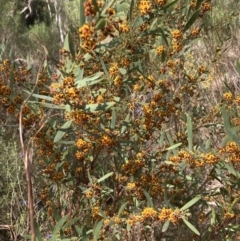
[1,0,240,241]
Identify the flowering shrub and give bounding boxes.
[1,0,240,240]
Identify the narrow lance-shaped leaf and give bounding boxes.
[180,195,201,211]
[211,208,216,225]
[64,33,75,59]
[9,70,14,90]
[166,142,182,151]
[34,220,43,241]
[54,120,73,143]
[116,2,130,11]
[162,220,170,232]
[166,133,178,155]
[111,108,116,129]
[99,57,109,77]
[187,114,193,151]
[185,9,200,30]
[62,217,81,230]
[182,218,200,235]
[236,60,240,76]
[97,172,114,183]
[93,220,104,241]
[121,113,130,134]
[24,90,54,102]
[95,18,108,30]
[196,0,204,9]
[118,202,129,217]
[222,107,240,144]
[28,101,66,109]
[162,0,178,10]
[128,0,134,22]
[143,190,153,207]
[79,0,86,27]
[84,102,115,112]
[158,129,166,147]
[52,215,69,235]
[75,72,104,88]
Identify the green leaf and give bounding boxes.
[185,10,200,30]
[93,220,104,241]
[34,220,43,241]
[23,90,54,102]
[22,235,31,240]
[224,162,240,178]
[28,101,66,109]
[133,16,144,29]
[84,102,115,112]
[9,70,14,90]
[111,109,116,129]
[182,218,200,235]
[162,220,170,232]
[222,107,240,144]
[64,33,75,59]
[196,0,204,9]
[143,190,153,207]
[97,172,114,183]
[128,0,134,22]
[162,0,178,10]
[116,2,130,12]
[166,142,182,151]
[54,120,73,143]
[117,202,128,217]
[52,215,69,235]
[49,234,60,241]
[74,225,82,235]
[119,68,127,75]
[180,195,201,211]
[79,0,86,27]
[158,129,166,147]
[62,217,80,230]
[211,208,216,225]
[75,72,104,88]
[95,18,108,30]
[52,206,61,222]
[236,60,240,76]
[66,58,73,73]
[166,133,177,155]
[121,113,130,134]
[187,114,193,151]
[99,57,109,77]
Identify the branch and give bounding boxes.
[20,0,33,19]
[19,58,45,241]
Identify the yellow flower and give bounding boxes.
[171,29,183,39]
[169,209,181,223]
[141,207,157,219]
[156,45,166,55]
[223,92,233,101]
[159,208,172,222]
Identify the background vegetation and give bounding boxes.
[1,0,240,240]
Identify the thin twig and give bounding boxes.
[19,58,45,241]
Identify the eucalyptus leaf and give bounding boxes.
[143,190,153,207]
[52,215,69,235]
[24,90,54,102]
[182,218,200,235]
[185,10,200,30]
[187,114,193,151]
[117,202,128,217]
[84,102,115,112]
[162,219,170,232]
[97,172,114,183]
[180,195,201,211]
[54,120,73,143]
[93,220,104,241]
